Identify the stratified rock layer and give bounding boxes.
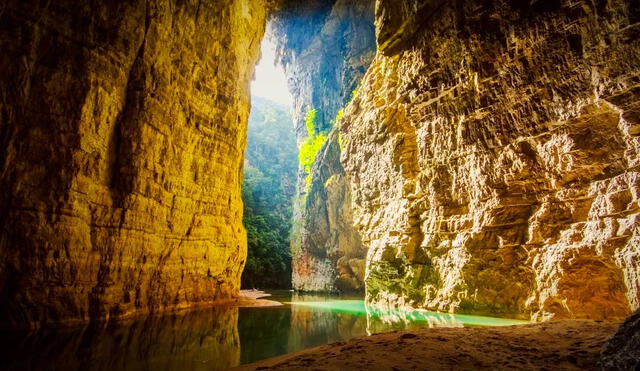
[295,130,367,292]
[271,0,375,292]
[0,0,266,328]
[340,0,640,320]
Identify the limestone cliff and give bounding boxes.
[271,0,375,292]
[0,0,266,328]
[296,130,367,292]
[340,0,640,320]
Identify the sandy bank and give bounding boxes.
[235,320,619,370]
[234,290,283,307]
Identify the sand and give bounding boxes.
[235,289,283,307]
[234,320,619,370]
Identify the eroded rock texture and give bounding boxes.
[340,0,640,319]
[0,0,266,328]
[271,0,375,292]
[296,130,368,292]
[600,308,640,370]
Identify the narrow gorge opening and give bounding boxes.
[241,35,295,290]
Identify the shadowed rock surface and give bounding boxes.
[296,130,367,292]
[339,0,640,320]
[0,0,266,328]
[270,0,375,292]
[600,308,640,370]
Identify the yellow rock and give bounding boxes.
[340,0,640,320]
[0,0,266,328]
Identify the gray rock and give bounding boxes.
[600,308,640,371]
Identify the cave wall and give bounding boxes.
[0,0,266,328]
[339,0,640,320]
[270,0,375,292]
[2,0,636,328]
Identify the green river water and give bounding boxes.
[0,291,527,370]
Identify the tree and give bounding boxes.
[241,96,297,289]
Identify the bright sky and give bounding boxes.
[251,38,293,107]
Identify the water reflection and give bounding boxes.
[286,293,367,351]
[1,306,240,371]
[0,292,527,370]
[365,303,527,334]
[285,299,527,335]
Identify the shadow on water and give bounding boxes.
[0,305,241,371]
[0,291,527,370]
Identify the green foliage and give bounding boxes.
[305,108,317,137]
[241,96,297,289]
[298,108,326,192]
[299,134,326,175]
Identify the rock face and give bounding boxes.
[271,0,376,137]
[0,0,266,328]
[271,0,375,292]
[340,0,640,319]
[600,308,640,370]
[295,130,368,292]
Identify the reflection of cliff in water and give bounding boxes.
[238,306,291,364]
[1,306,240,371]
[288,293,367,350]
[366,306,464,335]
[0,294,526,370]
[284,296,526,337]
[365,305,528,335]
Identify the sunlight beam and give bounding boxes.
[252,37,293,107]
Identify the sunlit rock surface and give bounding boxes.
[298,130,368,292]
[340,0,640,320]
[0,0,266,328]
[271,0,375,292]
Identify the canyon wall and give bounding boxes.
[340,0,640,320]
[0,0,266,328]
[271,0,375,292]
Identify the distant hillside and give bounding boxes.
[242,96,297,289]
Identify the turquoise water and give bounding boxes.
[0,291,527,370]
[287,299,528,327]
